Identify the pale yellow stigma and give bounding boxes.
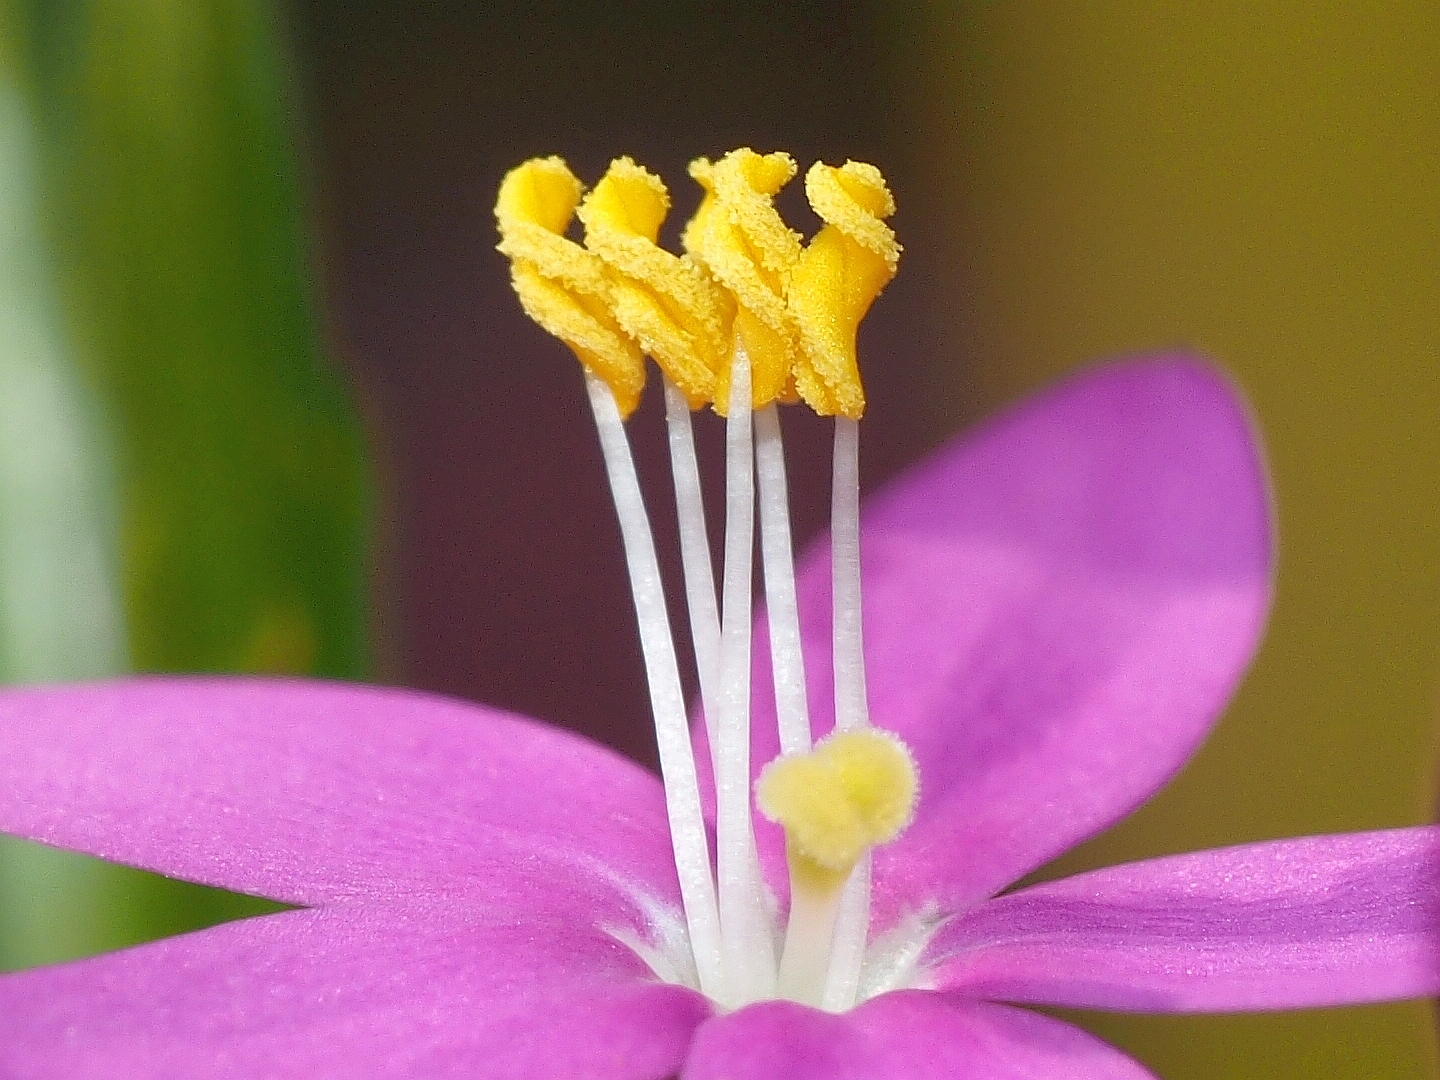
[756,729,918,890]
[682,150,804,415]
[495,157,646,416]
[789,161,901,420]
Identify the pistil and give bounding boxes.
[758,728,919,1006]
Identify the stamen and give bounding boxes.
[662,378,721,773]
[754,405,811,756]
[578,156,730,775]
[822,414,872,1010]
[714,343,777,1004]
[584,374,726,1001]
[785,157,900,1005]
[494,158,646,415]
[831,417,867,733]
[683,151,801,415]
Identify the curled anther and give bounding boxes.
[682,149,803,414]
[789,160,901,419]
[495,157,646,416]
[578,158,730,409]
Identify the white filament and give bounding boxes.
[714,345,778,1004]
[591,370,877,1011]
[819,416,872,1010]
[584,373,725,1002]
[755,404,811,756]
[830,417,869,733]
[663,379,721,773]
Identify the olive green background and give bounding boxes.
[907,3,1439,1076]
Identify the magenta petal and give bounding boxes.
[0,678,678,905]
[681,992,1156,1079]
[932,827,1440,1012]
[0,906,710,1079]
[739,355,1272,917]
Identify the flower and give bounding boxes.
[2,354,1437,1078]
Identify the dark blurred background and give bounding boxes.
[296,1,951,763]
[0,3,1436,1077]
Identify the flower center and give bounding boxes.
[495,148,909,1012]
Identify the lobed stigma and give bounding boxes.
[757,729,918,890]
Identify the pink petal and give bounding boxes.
[0,678,678,906]
[931,827,1440,1012]
[0,905,710,1079]
[736,355,1273,919]
[681,992,1156,1079]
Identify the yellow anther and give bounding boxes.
[756,729,918,890]
[578,157,730,409]
[789,161,901,419]
[495,157,646,417]
[682,150,803,414]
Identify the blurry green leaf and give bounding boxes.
[29,0,370,678]
[0,3,135,973]
[0,836,291,973]
[0,0,369,971]
[0,8,125,684]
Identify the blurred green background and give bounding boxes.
[0,0,365,967]
[0,2,1435,1078]
[914,6,1440,1076]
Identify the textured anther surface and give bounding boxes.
[682,150,803,413]
[578,157,730,410]
[790,161,900,419]
[495,157,646,415]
